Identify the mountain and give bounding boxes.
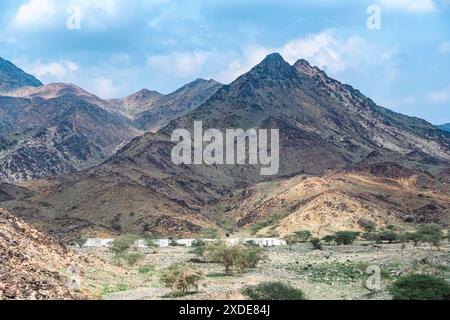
[2,53,449,239]
[130,79,222,131]
[0,94,140,183]
[438,123,450,132]
[6,82,106,107]
[0,57,42,93]
[108,89,163,119]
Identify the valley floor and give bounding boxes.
[76,242,450,300]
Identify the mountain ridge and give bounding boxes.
[2,53,449,239]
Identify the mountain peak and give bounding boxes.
[241,53,298,85]
[293,59,323,77]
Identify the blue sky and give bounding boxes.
[0,0,449,124]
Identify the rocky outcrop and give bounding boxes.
[0,209,84,300]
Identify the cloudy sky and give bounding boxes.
[0,0,449,124]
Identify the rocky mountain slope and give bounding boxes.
[0,208,84,299]
[438,123,450,132]
[0,57,42,93]
[1,53,449,238]
[0,94,140,183]
[110,79,222,132]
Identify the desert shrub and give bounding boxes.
[138,264,155,274]
[144,237,159,253]
[358,218,377,232]
[204,241,265,274]
[416,224,444,249]
[110,234,139,254]
[203,228,219,239]
[310,238,323,250]
[70,236,88,248]
[321,235,335,244]
[405,224,444,249]
[235,246,266,272]
[114,252,144,266]
[190,239,207,257]
[377,231,400,244]
[333,231,360,245]
[362,232,376,243]
[111,223,122,232]
[284,234,299,250]
[242,282,305,300]
[389,274,450,300]
[294,230,312,242]
[160,264,203,294]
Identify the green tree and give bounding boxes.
[110,234,139,255]
[310,238,323,250]
[160,264,203,294]
[333,231,360,245]
[389,274,450,300]
[321,235,335,244]
[204,241,266,274]
[242,282,305,300]
[294,230,312,242]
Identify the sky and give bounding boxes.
[0,0,449,124]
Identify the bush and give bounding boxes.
[406,224,444,249]
[333,231,360,245]
[242,282,305,300]
[114,252,144,266]
[144,237,158,253]
[203,228,219,239]
[294,231,312,242]
[283,231,312,249]
[110,234,139,254]
[358,218,377,232]
[310,238,323,250]
[190,239,207,257]
[377,231,400,244]
[321,235,335,244]
[416,224,444,249]
[389,274,450,300]
[111,223,122,232]
[235,246,266,272]
[138,264,155,274]
[204,241,266,274]
[70,236,88,248]
[160,264,203,294]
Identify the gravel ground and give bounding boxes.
[76,242,450,300]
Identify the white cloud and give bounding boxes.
[28,60,79,78]
[437,41,450,55]
[89,77,119,99]
[379,0,436,13]
[147,52,209,77]
[11,0,124,30]
[216,30,398,83]
[13,0,58,29]
[429,86,450,103]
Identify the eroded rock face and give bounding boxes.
[0,209,84,300]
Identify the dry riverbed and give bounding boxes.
[75,242,450,300]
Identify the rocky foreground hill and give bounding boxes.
[0,209,85,299]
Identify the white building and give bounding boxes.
[82,237,286,249]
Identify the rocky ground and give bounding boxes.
[0,209,107,300]
[76,241,450,300]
